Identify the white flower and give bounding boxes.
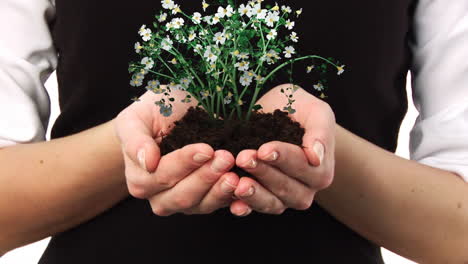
[168,81,182,91]
[213,31,226,45]
[271,2,280,11]
[175,34,186,43]
[283,46,295,58]
[192,12,202,24]
[266,29,277,40]
[225,5,234,17]
[245,70,256,78]
[216,6,233,18]
[141,28,152,41]
[171,4,181,15]
[290,32,299,42]
[141,57,154,70]
[165,22,173,31]
[239,74,253,86]
[337,65,345,75]
[265,11,280,27]
[138,25,147,35]
[180,77,192,89]
[203,16,213,25]
[250,4,267,19]
[161,0,174,10]
[158,13,168,22]
[204,47,218,63]
[237,52,249,60]
[285,19,295,30]
[130,77,143,87]
[169,58,177,65]
[307,65,315,73]
[161,37,173,50]
[200,90,211,99]
[137,69,148,76]
[255,74,265,83]
[171,18,184,29]
[235,61,250,71]
[134,42,143,53]
[238,4,251,16]
[146,80,160,90]
[188,32,196,41]
[212,16,221,25]
[296,8,303,17]
[202,0,209,11]
[193,44,203,53]
[223,96,232,105]
[199,29,208,36]
[264,49,280,64]
[313,82,324,91]
[281,5,292,13]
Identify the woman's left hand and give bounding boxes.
[230,84,336,216]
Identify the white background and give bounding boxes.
[0,73,418,264]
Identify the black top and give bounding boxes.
[41,0,414,263]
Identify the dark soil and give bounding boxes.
[159,107,305,177]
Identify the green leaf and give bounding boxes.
[253,104,263,111]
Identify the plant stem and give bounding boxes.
[263,55,338,84]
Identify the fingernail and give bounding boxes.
[239,207,252,217]
[211,157,231,173]
[193,153,212,163]
[221,180,237,193]
[241,186,255,197]
[137,149,147,171]
[265,151,278,161]
[243,159,257,169]
[313,141,324,165]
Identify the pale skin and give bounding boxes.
[0,85,467,263]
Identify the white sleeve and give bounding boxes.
[409,0,468,182]
[0,0,57,148]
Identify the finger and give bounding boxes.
[126,143,214,199]
[230,199,252,217]
[301,101,335,168]
[237,149,314,210]
[194,172,240,214]
[233,177,286,215]
[149,150,235,216]
[256,142,316,187]
[115,109,160,173]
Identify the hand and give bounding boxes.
[229,84,336,216]
[114,89,239,216]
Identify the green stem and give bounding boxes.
[263,55,338,84]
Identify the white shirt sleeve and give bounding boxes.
[0,0,57,148]
[409,0,468,182]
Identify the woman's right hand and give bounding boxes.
[114,89,240,216]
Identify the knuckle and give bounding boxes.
[200,171,222,184]
[151,205,171,216]
[154,174,176,188]
[128,185,149,199]
[273,207,286,215]
[275,180,293,199]
[316,170,334,190]
[173,196,196,210]
[295,197,314,211]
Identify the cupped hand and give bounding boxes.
[230,84,336,216]
[114,89,240,216]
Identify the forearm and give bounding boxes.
[0,120,128,254]
[316,125,468,263]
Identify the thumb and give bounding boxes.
[115,109,161,173]
[301,104,335,168]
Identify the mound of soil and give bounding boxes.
[159,107,305,176]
